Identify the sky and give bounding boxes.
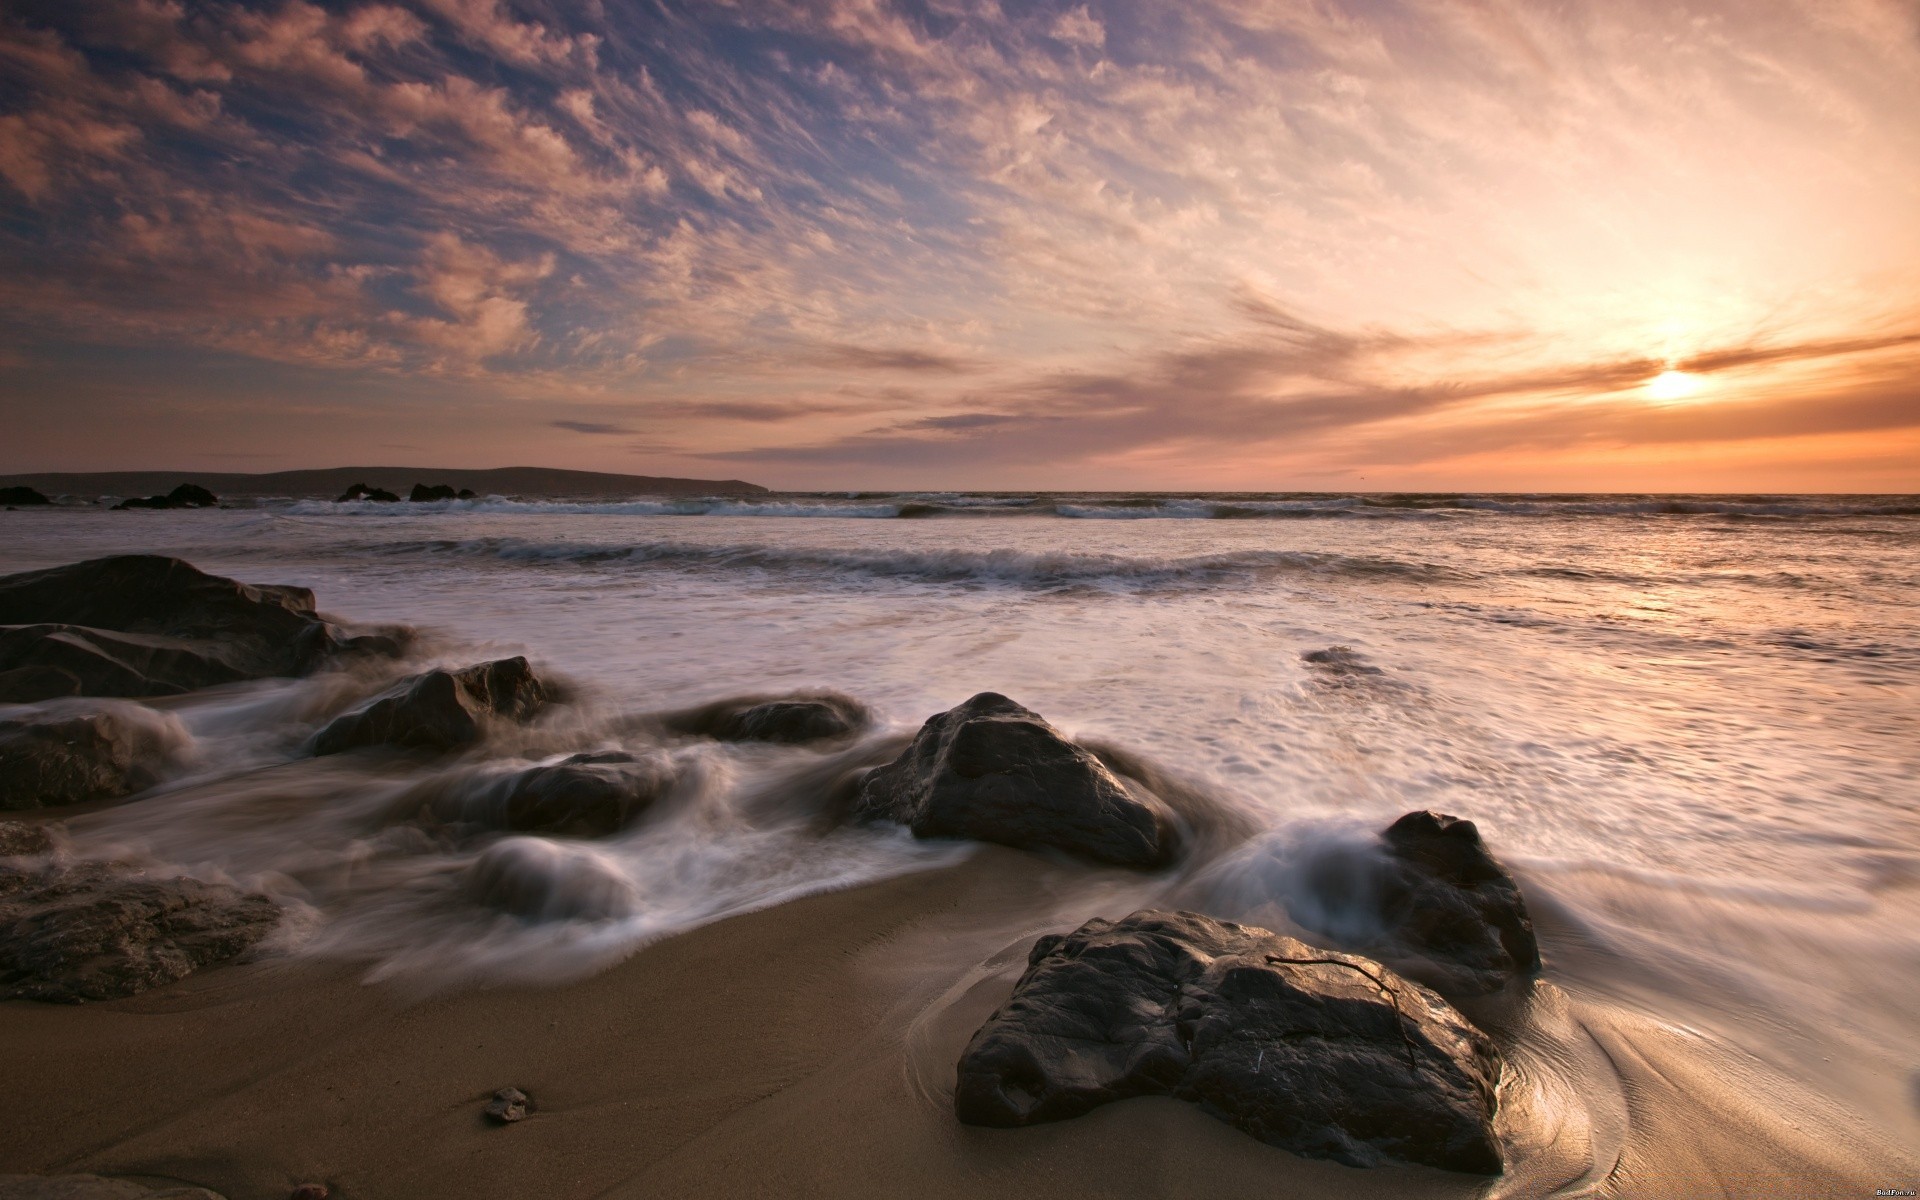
[1,0,1917,491]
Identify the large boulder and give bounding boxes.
[0,704,188,810]
[955,910,1503,1174]
[426,751,673,837]
[311,657,550,756]
[854,693,1178,868]
[674,694,869,745]
[1290,811,1540,997]
[0,860,279,1003]
[0,487,51,507]
[0,556,397,702]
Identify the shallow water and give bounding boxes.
[2,493,1916,1172]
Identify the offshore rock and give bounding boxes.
[676,694,869,745]
[311,657,550,756]
[0,703,188,810]
[955,910,1503,1174]
[0,860,279,1003]
[0,556,395,702]
[0,487,51,507]
[336,483,400,502]
[409,483,459,502]
[854,692,1179,868]
[1293,811,1541,997]
[0,1176,225,1199]
[110,484,218,511]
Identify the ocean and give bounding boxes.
[3,490,1916,1176]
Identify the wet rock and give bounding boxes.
[461,838,635,921]
[485,751,672,837]
[955,909,1503,1174]
[456,489,477,500]
[0,821,55,857]
[288,1186,328,1200]
[310,657,550,756]
[0,556,394,702]
[854,692,1179,868]
[0,860,279,1003]
[0,704,187,810]
[409,483,459,502]
[110,484,218,511]
[484,1087,530,1123]
[335,483,400,503]
[1291,811,1540,997]
[675,694,869,744]
[0,487,51,507]
[0,1176,225,1199]
[1301,645,1383,676]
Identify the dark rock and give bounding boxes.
[110,484,218,511]
[335,483,400,503]
[456,489,477,499]
[311,657,550,756]
[0,556,390,702]
[486,751,671,836]
[1286,812,1540,997]
[0,860,279,1002]
[854,692,1179,868]
[289,1186,328,1200]
[1301,645,1383,675]
[955,910,1503,1174]
[0,487,51,507]
[0,704,186,810]
[409,483,458,502]
[484,1086,530,1123]
[675,694,869,744]
[0,821,55,857]
[0,1176,225,1199]
[461,838,635,920]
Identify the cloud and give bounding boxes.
[551,420,635,435]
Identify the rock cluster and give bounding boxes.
[855,692,1179,868]
[335,482,400,502]
[0,556,401,703]
[956,910,1504,1174]
[0,487,51,507]
[0,704,186,810]
[110,484,218,511]
[310,657,550,755]
[0,859,279,1003]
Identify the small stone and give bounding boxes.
[484,1086,530,1123]
[289,1185,329,1200]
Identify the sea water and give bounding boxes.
[2,492,1915,1156]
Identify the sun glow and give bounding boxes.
[1645,369,1704,402]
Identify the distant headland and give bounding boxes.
[0,467,767,500]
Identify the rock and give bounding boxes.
[0,1176,225,1199]
[461,838,636,920]
[955,910,1503,1174]
[1301,645,1383,676]
[335,483,400,502]
[854,692,1179,868]
[110,484,218,511]
[289,1186,328,1200]
[0,556,393,702]
[483,751,671,837]
[484,1086,530,1123]
[1285,812,1540,997]
[0,487,51,506]
[310,657,550,755]
[0,703,188,810]
[456,488,477,499]
[0,821,55,857]
[0,860,279,1003]
[409,483,459,502]
[675,694,869,744]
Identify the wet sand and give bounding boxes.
[3,848,1906,1200]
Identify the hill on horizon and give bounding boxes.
[0,466,767,500]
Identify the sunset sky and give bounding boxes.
[2,0,1917,491]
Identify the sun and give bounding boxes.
[1644,369,1704,401]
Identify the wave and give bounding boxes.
[360,536,1458,590]
[287,492,1920,522]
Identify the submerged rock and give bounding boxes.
[0,556,398,702]
[110,484,219,511]
[0,487,51,507]
[676,694,869,744]
[484,1087,531,1123]
[310,657,550,756]
[0,1176,225,1199]
[955,910,1503,1174]
[0,860,279,1003]
[1292,811,1540,997]
[854,692,1179,868]
[0,704,187,810]
[461,838,635,920]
